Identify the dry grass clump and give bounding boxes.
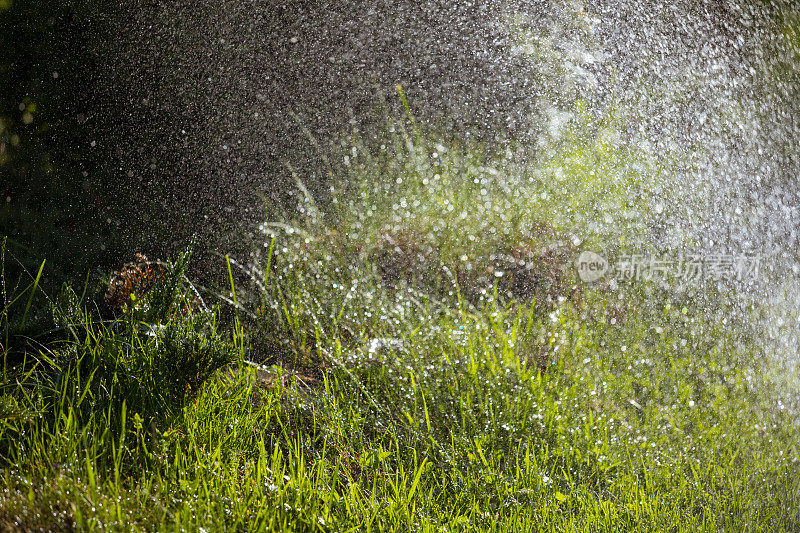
[484,237,581,309]
[102,252,201,319]
[102,253,166,317]
[372,228,440,290]
[372,222,580,310]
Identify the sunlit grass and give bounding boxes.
[1,116,799,530]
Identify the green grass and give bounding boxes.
[1,117,799,531]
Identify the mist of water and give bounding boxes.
[93,1,800,367]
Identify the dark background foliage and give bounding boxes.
[0,1,159,284]
[2,2,100,275]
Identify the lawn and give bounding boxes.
[1,113,799,531]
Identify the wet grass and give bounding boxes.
[1,118,799,531]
